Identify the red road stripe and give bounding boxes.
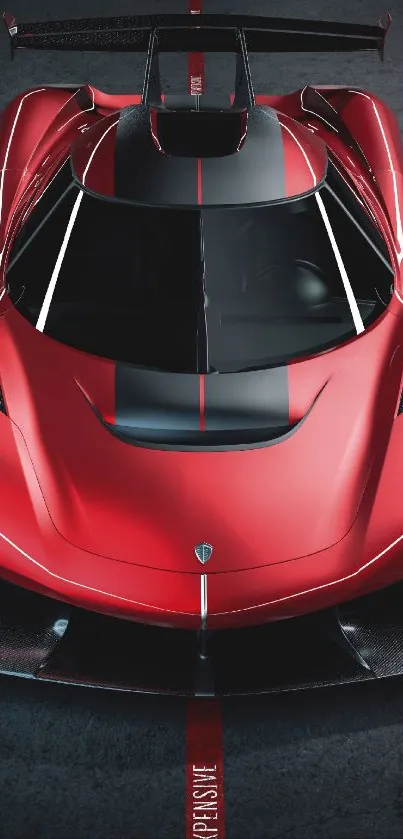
[199,373,205,431]
[188,0,204,95]
[197,157,203,205]
[186,699,226,839]
[188,52,205,95]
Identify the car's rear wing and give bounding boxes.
[2,11,392,107]
[2,12,392,57]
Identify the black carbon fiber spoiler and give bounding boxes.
[2,11,392,59]
[1,11,392,108]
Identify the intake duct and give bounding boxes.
[150,108,248,157]
[78,364,322,451]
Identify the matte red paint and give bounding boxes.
[0,83,402,629]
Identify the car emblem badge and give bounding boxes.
[195,543,213,565]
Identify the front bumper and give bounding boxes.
[2,578,403,695]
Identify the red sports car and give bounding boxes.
[0,10,402,695]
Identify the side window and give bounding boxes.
[8,159,74,267]
[326,159,392,263]
[323,160,393,306]
[7,181,79,326]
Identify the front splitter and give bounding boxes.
[1,577,403,695]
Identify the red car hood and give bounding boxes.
[1,308,401,574]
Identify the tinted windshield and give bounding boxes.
[6,159,393,372]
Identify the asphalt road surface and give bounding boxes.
[1,2,403,838]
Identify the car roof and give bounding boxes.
[71,103,328,208]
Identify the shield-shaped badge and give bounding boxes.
[195,543,213,565]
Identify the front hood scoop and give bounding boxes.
[88,365,310,450]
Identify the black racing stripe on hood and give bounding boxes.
[204,368,289,430]
[115,365,200,431]
[115,365,289,435]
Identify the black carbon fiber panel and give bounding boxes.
[10,14,386,56]
[15,31,152,52]
[211,613,371,695]
[0,580,70,676]
[12,13,385,38]
[41,610,196,695]
[336,584,403,678]
[1,578,403,695]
